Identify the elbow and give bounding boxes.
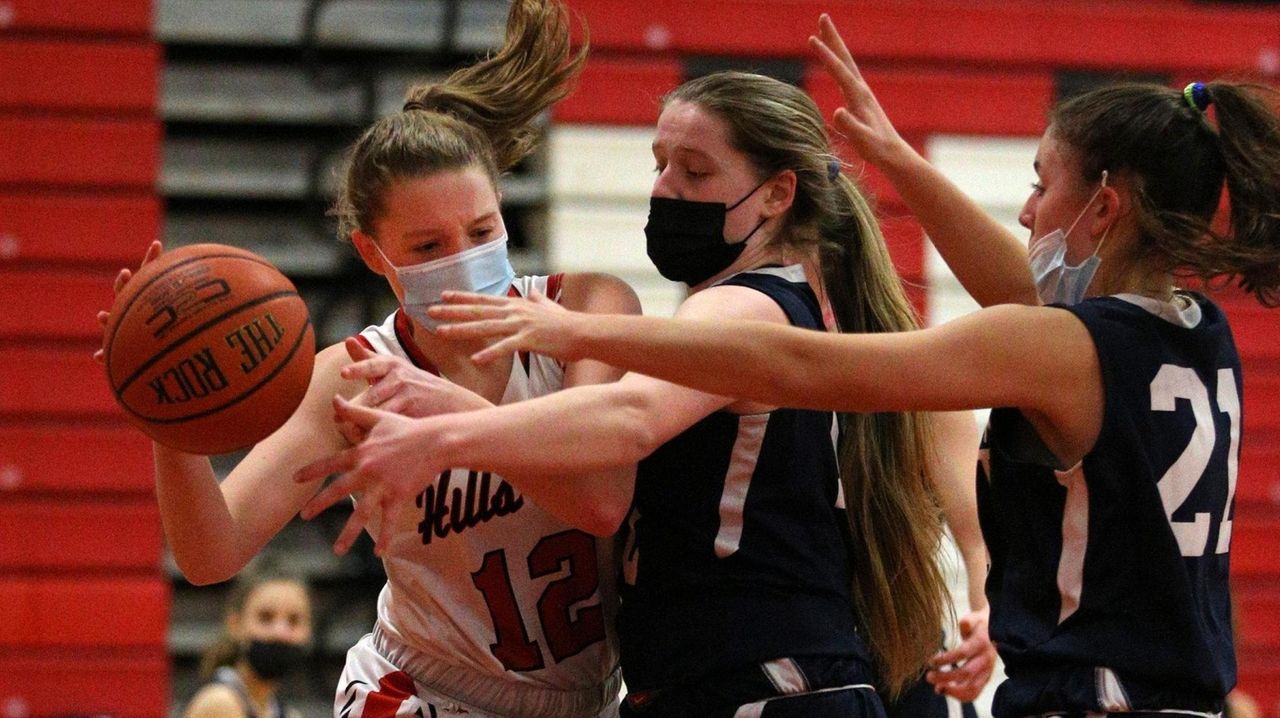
[579,498,630,537]
[177,562,236,587]
[582,467,636,537]
[170,548,244,587]
[616,386,664,461]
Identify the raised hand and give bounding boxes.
[430,289,584,365]
[926,605,997,701]
[809,13,910,168]
[294,396,445,556]
[93,240,163,363]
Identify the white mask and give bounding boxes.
[1028,171,1109,306]
[374,235,515,330]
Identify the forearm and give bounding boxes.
[152,444,249,584]
[876,144,1039,307]
[434,382,658,479]
[929,410,988,610]
[570,314,857,411]
[502,464,636,537]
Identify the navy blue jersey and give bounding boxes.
[618,266,865,691]
[979,293,1239,716]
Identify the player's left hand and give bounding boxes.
[294,396,445,556]
[925,605,997,701]
[430,290,584,364]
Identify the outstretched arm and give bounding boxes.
[337,273,643,537]
[297,284,790,555]
[811,13,1039,308]
[438,295,1092,417]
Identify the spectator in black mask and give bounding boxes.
[184,566,312,718]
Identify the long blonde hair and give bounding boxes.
[332,0,587,240]
[668,72,947,697]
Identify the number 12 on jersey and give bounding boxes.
[470,529,607,672]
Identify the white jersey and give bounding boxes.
[350,274,621,718]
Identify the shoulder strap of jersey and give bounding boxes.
[718,271,823,330]
[211,666,260,718]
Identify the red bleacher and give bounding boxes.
[0,425,153,494]
[0,40,158,113]
[0,118,159,188]
[0,194,160,267]
[0,2,166,716]
[0,268,118,340]
[1,0,153,36]
[572,0,1280,73]
[0,500,162,570]
[0,656,169,718]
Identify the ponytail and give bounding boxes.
[333,0,587,239]
[821,177,948,698]
[402,0,587,172]
[1051,81,1280,307]
[1206,82,1280,306]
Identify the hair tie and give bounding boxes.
[827,160,842,182]
[1183,82,1211,113]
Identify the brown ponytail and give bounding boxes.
[333,0,588,240]
[1051,81,1280,306]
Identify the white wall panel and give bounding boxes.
[549,125,684,317]
[925,134,1039,718]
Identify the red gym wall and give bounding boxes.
[560,0,1280,709]
[0,1,167,716]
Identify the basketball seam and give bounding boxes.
[118,317,314,427]
[113,290,303,398]
[104,252,283,369]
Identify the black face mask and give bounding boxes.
[644,180,770,286]
[245,639,307,681]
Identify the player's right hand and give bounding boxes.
[94,240,163,364]
[430,289,583,365]
[808,13,910,169]
[295,396,447,556]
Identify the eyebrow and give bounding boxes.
[652,142,713,160]
[400,211,499,241]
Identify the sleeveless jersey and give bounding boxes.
[354,274,621,712]
[619,265,865,691]
[978,293,1239,717]
[210,666,295,718]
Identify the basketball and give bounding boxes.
[103,243,316,455]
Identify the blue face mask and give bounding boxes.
[1028,172,1109,305]
[375,235,515,330]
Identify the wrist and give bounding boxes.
[567,313,599,362]
[874,137,925,178]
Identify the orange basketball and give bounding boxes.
[103,244,316,455]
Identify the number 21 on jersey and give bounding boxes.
[1151,366,1240,558]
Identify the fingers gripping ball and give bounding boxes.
[103,244,316,454]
